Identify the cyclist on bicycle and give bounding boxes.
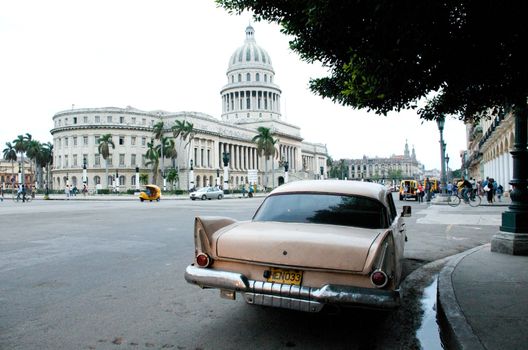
[460,178,472,203]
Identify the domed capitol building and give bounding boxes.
[50,26,328,191]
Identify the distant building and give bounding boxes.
[461,110,514,189]
[49,26,328,191]
[342,140,423,182]
[0,159,33,189]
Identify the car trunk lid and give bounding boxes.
[215,221,382,272]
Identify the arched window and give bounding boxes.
[196,175,201,188]
[246,73,251,81]
[264,74,267,82]
[94,176,101,185]
[238,74,242,82]
[131,175,136,186]
[256,73,260,81]
[119,175,125,186]
[72,176,78,187]
[108,175,113,186]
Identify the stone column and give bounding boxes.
[492,100,528,255]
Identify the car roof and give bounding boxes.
[270,180,388,205]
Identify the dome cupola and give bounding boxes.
[221,25,282,124]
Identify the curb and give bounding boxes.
[437,244,488,350]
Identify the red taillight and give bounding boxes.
[371,270,388,288]
[196,253,211,267]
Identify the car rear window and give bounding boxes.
[253,193,387,229]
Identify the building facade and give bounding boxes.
[462,110,515,190]
[343,141,423,182]
[50,26,328,191]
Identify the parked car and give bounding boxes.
[190,187,224,200]
[185,180,411,312]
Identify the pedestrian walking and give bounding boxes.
[496,184,504,202]
[417,183,424,203]
[425,178,432,202]
[485,178,495,204]
[65,185,70,200]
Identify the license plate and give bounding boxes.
[267,268,303,285]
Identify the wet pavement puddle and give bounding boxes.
[416,276,444,349]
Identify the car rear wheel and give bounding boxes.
[201,195,207,200]
[218,194,223,200]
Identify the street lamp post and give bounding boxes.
[18,162,22,185]
[115,169,119,192]
[82,157,87,185]
[222,152,230,191]
[437,116,447,195]
[135,166,140,191]
[445,154,450,185]
[284,160,289,184]
[189,159,194,191]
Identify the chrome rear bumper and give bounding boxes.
[184,265,400,312]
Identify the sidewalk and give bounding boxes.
[437,243,528,350]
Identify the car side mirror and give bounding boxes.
[402,205,412,217]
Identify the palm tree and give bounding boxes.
[165,168,179,190]
[139,173,149,185]
[252,127,278,189]
[26,139,42,188]
[152,121,165,180]
[13,134,28,185]
[98,134,115,188]
[40,142,53,192]
[145,139,159,184]
[2,142,17,189]
[172,120,195,188]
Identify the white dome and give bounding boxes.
[228,25,274,73]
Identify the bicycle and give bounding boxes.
[13,192,32,203]
[447,191,481,207]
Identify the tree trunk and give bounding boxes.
[105,159,109,189]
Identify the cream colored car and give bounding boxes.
[184,180,411,312]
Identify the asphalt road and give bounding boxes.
[0,195,506,350]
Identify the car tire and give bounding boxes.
[191,198,195,201]
[218,194,223,200]
[201,195,207,200]
[140,198,144,202]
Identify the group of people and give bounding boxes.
[452,177,504,204]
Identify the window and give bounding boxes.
[83,116,88,123]
[131,154,136,165]
[119,136,125,145]
[132,117,136,124]
[120,116,125,124]
[131,136,136,145]
[107,155,113,166]
[131,176,136,186]
[94,176,101,185]
[73,154,78,167]
[95,116,100,123]
[65,118,68,125]
[107,116,112,123]
[142,118,146,125]
[58,155,62,168]
[264,74,267,82]
[253,193,387,229]
[73,136,77,146]
[73,117,77,124]
[64,155,69,167]
[119,154,125,166]
[95,135,100,144]
[95,154,100,166]
[201,149,204,167]
[207,150,211,167]
[246,73,250,81]
[83,136,88,146]
[65,137,69,147]
[238,74,242,82]
[142,137,146,146]
[83,154,88,167]
[119,176,125,186]
[256,73,260,81]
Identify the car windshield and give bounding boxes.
[253,193,387,229]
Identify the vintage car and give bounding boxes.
[190,187,224,200]
[185,180,411,312]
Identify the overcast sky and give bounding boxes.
[0,0,467,170]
